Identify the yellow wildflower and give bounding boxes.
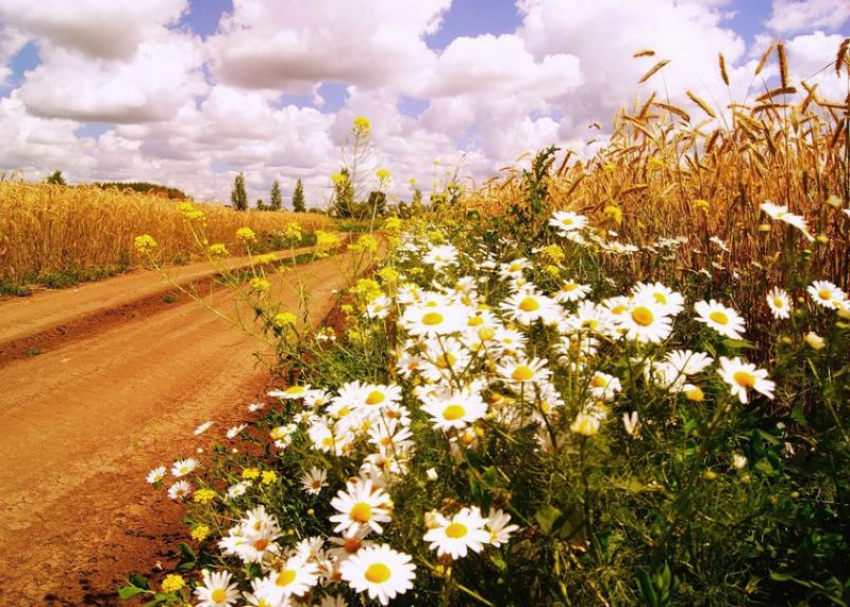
[190,524,211,542]
[161,574,185,594]
[316,230,341,252]
[384,216,402,232]
[241,467,260,480]
[192,488,216,505]
[284,222,302,242]
[376,168,391,182]
[134,234,157,254]
[261,470,278,485]
[273,312,297,327]
[350,234,379,254]
[236,227,256,242]
[208,243,229,257]
[542,244,565,262]
[249,277,270,292]
[353,115,371,134]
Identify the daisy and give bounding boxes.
[401,304,466,336]
[226,482,249,499]
[501,286,561,326]
[339,544,416,606]
[168,480,192,501]
[328,528,374,562]
[421,389,488,431]
[365,295,392,320]
[632,282,685,315]
[330,478,393,535]
[424,507,490,559]
[587,371,622,401]
[694,300,746,339]
[194,421,214,436]
[570,412,600,437]
[194,569,239,607]
[760,200,814,240]
[554,279,592,304]
[808,280,847,310]
[549,210,588,234]
[622,411,640,438]
[253,556,319,602]
[496,357,552,385]
[247,402,265,413]
[226,424,247,439]
[498,258,530,280]
[717,357,775,404]
[423,244,459,270]
[620,299,672,343]
[171,458,199,477]
[300,467,328,495]
[664,350,714,375]
[146,466,166,484]
[766,287,792,319]
[486,508,519,547]
[268,384,318,401]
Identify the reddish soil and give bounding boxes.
[0,249,357,605]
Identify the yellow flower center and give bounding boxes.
[611,304,627,315]
[338,407,351,416]
[435,353,457,368]
[254,538,268,550]
[322,437,334,447]
[365,563,392,584]
[446,522,468,538]
[276,569,296,587]
[478,327,495,340]
[212,589,228,602]
[709,310,729,325]
[344,538,362,553]
[818,289,832,301]
[443,405,466,421]
[591,376,608,388]
[563,283,578,292]
[286,386,305,394]
[772,297,784,308]
[562,217,573,226]
[512,365,534,381]
[468,316,484,326]
[733,371,755,388]
[365,391,386,405]
[351,502,373,523]
[519,297,540,312]
[631,306,654,327]
[509,263,522,272]
[422,312,444,326]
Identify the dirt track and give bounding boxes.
[0,249,355,605]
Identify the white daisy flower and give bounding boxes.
[620,299,673,343]
[554,279,592,304]
[328,528,374,562]
[587,371,622,401]
[253,556,319,602]
[329,478,393,535]
[549,210,588,234]
[423,244,459,269]
[717,357,775,404]
[632,282,684,315]
[194,421,214,436]
[622,411,641,438]
[339,544,416,606]
[300,467,328,495]
[421,388,488,431]
[694,300,746,339]
[664,350,714,375]
[167,480,192,501]
[401,304,467,336]
[424,507,490,559]
[226,424,247,439]
[194,569,239,607]
[496,357,552,385]
[146,466,166,484]
[486,508,519,547]
[171,458,199,477]
[766,287,792,319]
[808,280,847,310]
[501,286,561,326]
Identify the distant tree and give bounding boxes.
[367,190,387,218]
[331,169,355,218]
[95,181,188,200]
[411,187,424,212]
[291,179,306,213]
[256,198,266,211]
[269,180,282,211]
[45,170,66,186]
[231,172,248,211]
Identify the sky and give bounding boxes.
[0,0,848,208]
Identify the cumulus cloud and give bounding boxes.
[0,0,845,206]
[766,0,850,35]
[0,0,188,60]
[208,0,450,90]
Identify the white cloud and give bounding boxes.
[208,0,450,90]
[766,0,850,35]
[16,30,207,123]
[0,0,188,60]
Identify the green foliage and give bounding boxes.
[270,179,283,211]
[291,179,306,213]
[331,168,355,218]
[230,172,248,211]
[95,181,187,200]
[45,170,66,186]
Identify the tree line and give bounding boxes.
[230,173,307,213]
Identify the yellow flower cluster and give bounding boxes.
[350,278,382,302]
[193,488,216,505]
[176,202,205,221]
[190,524,211,542]
[273,311,297,327]
[542,244,565,263]
[208,243,229,257]
[350,234,379,254]
[236,227,257,243]
[249,277,271,292]
[353,115,371,134]
[161,574,185,593]
[376,168,391,182]
[316,231,342,253]
[241,467,260,480]
[384,216,402,232]
[261,470,278,485]
[134,234,158,254]
[284,222,303,242]
[253,253,277,265]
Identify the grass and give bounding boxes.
[0,181,331,290]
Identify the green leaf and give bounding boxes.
[756,429,780,445]
[118,586,147,600]
[535,504,562,535]
[723,338,756,350]
[636,569,659,607]
[128,574,150,590]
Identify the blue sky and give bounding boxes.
[0,0,848,203]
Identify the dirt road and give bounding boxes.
[0,249,357,605]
